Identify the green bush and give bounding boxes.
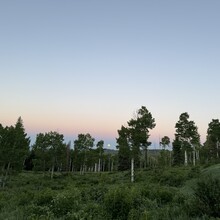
[83,184,108,203]
[18,190,35,206]
[104,186,132,220]
[153,187,174,204]
[159,168,188,187]
[24,204,54,219]
[188,175,220,218]
[187,166,201,179]
[34,188,54,206]
[51,188,82,217]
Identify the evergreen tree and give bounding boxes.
[160,136,170,149]
[173,112,200,165]
[0,117,30,173]
[13,117,30,170]
[116,106,156,170]
[204,119,220,161]
[116,126,131,171]
[96,140,104,172]
[159,136,171,166]
[172,138,183,166]
[127,106,155,168]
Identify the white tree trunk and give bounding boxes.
[131,158,134,183]
[193,150,196,166]
[184,150,188,166]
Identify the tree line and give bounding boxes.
[0,118,115,179]
[117,106,220,170]
[0,106,220,177]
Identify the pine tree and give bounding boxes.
[116,106,156,170]
[173,112,200,166]
[13,117,30,170]
[116,126,131,171]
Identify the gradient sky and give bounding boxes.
[1,1,220,149]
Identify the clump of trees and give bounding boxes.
[1,107,220,176]
[32,131,66,178]
[31,132,114,176]
[0,117,30,174]
[202,119,220,163]
[116,106,156,170]
[172,112,201,166]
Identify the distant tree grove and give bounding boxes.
[0,106,220,176]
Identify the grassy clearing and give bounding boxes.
[0,165,219,219]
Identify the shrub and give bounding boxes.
[83,184,108,203]
[104,186,132,220]
[187,166,201,179]
[188,175,220,218]
[140,184,175,205]
[159,168,188,187]
[34,188,54,206]
[51,188,82,217]
[24,204,54,219]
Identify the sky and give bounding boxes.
[1,0,220,149]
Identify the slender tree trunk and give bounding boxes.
[102,160,105,172]
[131,158,134,183]
[94,163,97,172]
[71,161,74,172]
[111,160,114,171]
[196,150,199,161]
[98,158,101,172]
[51,157,55,179]
[80,165,83,175]
[51,164,54,179]
[108,156,111,172]
[69,159,72,173]
[170,151,172,166]
[43,159,46,177]
[5,162,10,179]
[144,149,147,169]
[193,145,196,166]
[184,150,188,166]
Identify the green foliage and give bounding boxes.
[116,125,131,171]
[188,175,220,218]
[158,150,171,167]
[160,136,170,149]
[104,186,133,220]
[173,112,201,166]
[34,188,54,206]
[116,106,156,170]
[1,164,220,219]
[73,133,95,172]
[51,189,81,217]
[83,184,108,203]
[204,119,220,161]
[187,166,201,178]
[172,138,183,165]
[32,131,66,175]
[157,167,189,187]
[0,117,30,172]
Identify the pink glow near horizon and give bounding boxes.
[2,111,208,147]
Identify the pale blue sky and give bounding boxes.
[1,1,220,148]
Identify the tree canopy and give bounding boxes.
[173,112,200,166]
[116,106,156,170]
